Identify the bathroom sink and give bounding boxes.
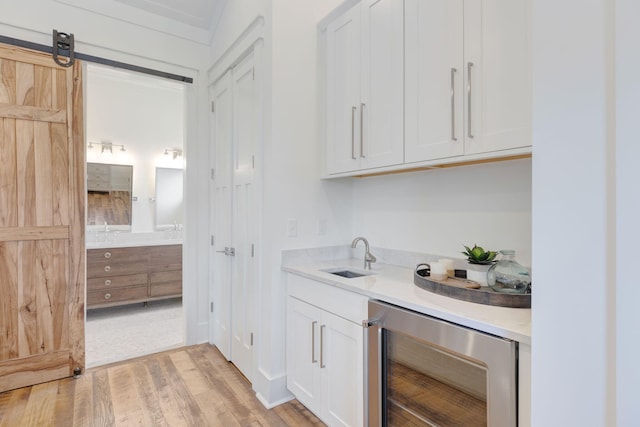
[321,267,375,279]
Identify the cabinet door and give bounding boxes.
[287,297,323,415]
[463,0,532,154]
[405,0,464,161]
[326,3,361,174]
[321,311,364,427]
[360,0,404,170]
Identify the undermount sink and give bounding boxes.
[322,267,375,279]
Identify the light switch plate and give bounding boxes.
[287,219,298,237]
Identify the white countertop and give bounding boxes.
[283,257,531,345]
[86,231,182,249]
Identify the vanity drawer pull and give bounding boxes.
[104,293,112,300]
[104,265,111,272]
[104,279,112,286]
[104,252,112,259]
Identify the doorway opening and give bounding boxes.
[84,63,186,368]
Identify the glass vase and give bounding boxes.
[487,250,531,294]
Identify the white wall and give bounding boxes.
[86,64,184,233]
[351,159,532,267]
[616,0,640,424]
[532,0,615,425]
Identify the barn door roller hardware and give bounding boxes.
[52,29,75,67]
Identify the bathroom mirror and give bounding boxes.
[87,162,133,227]
[155,167,183,229]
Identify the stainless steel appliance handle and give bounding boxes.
[467,62,474,138]
[320,324,326,368]
[360,103,366,158]
[451,67,457,141]
[311,320,318,363]
[351,106,357,159]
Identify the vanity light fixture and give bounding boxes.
[164,148,183,160]
[88,141,126,153]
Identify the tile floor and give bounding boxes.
[85,298,184,368]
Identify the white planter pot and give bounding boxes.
[466,264,491,286]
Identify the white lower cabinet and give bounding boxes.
[286,274,368,427]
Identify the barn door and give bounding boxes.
[0,43,85,392]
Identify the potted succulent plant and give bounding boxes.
[462,244,497,285]
[462,244,497,265]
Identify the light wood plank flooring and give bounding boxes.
[0,344,325,427]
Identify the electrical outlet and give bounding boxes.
[287,219,298,237]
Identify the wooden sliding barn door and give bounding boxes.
[0,43,85,392]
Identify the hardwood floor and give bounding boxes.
[0,344,325,427]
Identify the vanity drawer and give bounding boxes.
[149,271,182,297]
[88,247,148,264]
[87,273,148,291]
[148,245,182,272]
[87,285,148,307]
[87,260,147,278]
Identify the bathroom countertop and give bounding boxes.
[283,255,531,345]
[86,231,182,249]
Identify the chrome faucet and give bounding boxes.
[104,221,109,233]
[351,237,377,270]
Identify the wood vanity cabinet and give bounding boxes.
[87,244,182,308]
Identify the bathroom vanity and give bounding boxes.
[87,243,182,309]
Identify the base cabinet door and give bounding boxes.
[287,297,323,416]
[321,310,364,427]
[286,286,366,427]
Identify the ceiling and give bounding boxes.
[113,0,220,31]
[55,0,227,44]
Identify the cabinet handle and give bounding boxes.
[104,252,112,259]
[320,324,326,368]
[104,293,112,300]
[467,62,474,139]
[351,106,357,160]
[104,279,112,286]
[104,265,111,272]
[360,103,365,158]
[311,320,318,363]
[451,68,457,141]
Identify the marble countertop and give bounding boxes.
[283,252,531,345]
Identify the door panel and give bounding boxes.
[210,51,258,382]
[211,71,233,360]
[325,3,361,174]
[230,53,257,380]
[463,0,532,154]
[0,44,84,392]
[405,0,464,161]
[360,0,404,169]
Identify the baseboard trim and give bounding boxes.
[253,368,293,409]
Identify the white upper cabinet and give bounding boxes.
[325,0,404,175]
[405,0,532,162]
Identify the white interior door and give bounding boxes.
[210,71,233,360]
[230,52,257,380]
[210,52,258,381]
